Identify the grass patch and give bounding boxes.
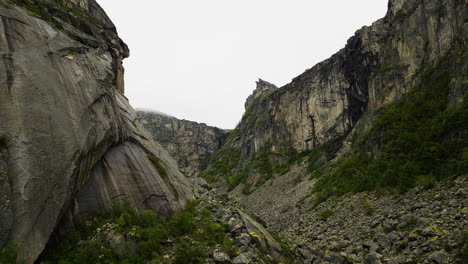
[363,203,374,216]
[0,243,25,264]
[148,155,167,178]
[460,230,468,263]
[317,209,333,221]
[372,62,395,77]
[201,145,277,190]
[199,147,241,184]
[8,0,64,29]
[393,9,408,22]
[7,0,107,44]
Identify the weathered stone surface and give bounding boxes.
[0,0,193,262]
[244,79,278,110]
[137,110,229,176]
[65,93,194,219]
[213,249,231,264]
[238,211,284,261]
[0,144,11,248]
[220,0,467,173]
[244,176,467,263]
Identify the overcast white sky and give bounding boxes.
[96,0,389,129]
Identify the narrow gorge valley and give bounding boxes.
[0,0,467,263]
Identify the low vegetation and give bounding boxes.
[310,61,468,205]
[148,155,168,178]
[7,0,104,42]
[148,155,179,199]
[461,230,468,262]
[0,243,24,264]
[38,200,237,264]
[317,209,333,221]
[201,143,315,191]
[199,147,241,185]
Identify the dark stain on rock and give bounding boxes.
[1,17,15,93]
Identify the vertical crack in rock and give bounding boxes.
[1,16,14,93]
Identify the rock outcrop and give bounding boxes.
[137,110,229,176]
[0,0,193,262]
[222,0,466,162]
[200,0,467,262]
[244,79,278,110]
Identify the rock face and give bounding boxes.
[244,79,278,110]
[137,111,229,176]
[201,0,467,262]
[0,0,193,262]
[223,0,466,162]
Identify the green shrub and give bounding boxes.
[372,62,395,77]
[226,171,248,191]
[148,155,167,178]
[363,203,374,216]
[461,230,468,263]
[307,146,324,173]
[173,240,205,264]
[317,209,333,221]
[40,200,239,263]
[0,243,24,264]
[199,147,241,183]
[241,183,252,195]
[168,210,196,235]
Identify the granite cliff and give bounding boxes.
[0,0,466,263]
[203,0,467,191]
[0,0,194,262]
[137,111,229,177]
[199,0,467,262]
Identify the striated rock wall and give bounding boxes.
[137,111,229,176]
[0,0,193,262]
[220,0,467,171]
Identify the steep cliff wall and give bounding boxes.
[203,0,467,189]
[137,111,229,176]
[0,0,193,262]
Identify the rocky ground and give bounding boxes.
[235,169,467,263]
[38,175,291,264]
[197,191,289,264]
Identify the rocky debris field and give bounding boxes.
[197,189,290,264]
[38,176,292,264]
[252,176,467,263]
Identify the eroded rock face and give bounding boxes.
[244,79,278,110]
[137,111,229,176]
[226,0,467,160]
[0,0,193,262]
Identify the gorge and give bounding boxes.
[0,0,466,263]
